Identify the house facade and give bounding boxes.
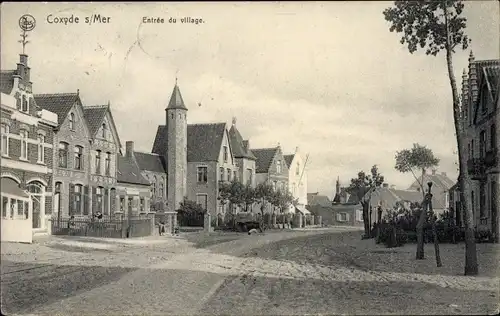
[284,147,308,207]
[134,151,167,212]
[115,141,152,217]
[407,169,454,212]
[1,54,59,241]
[228,117,257,187]
[253,146,289,191]
[461,53,499,241]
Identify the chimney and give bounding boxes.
[468,51,478,106]
[295,146,299,153]
[232,117,237,126]
[125,141,135,158]
[382,183,389,188]
[20,54,28,66]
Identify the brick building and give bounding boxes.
[461,53,499,242]
[1,54,59,241]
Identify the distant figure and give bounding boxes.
[158,221,166,236]
[94,211,103,220]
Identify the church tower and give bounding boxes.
[166,81,188,212]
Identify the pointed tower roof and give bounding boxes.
[166,83,188,111]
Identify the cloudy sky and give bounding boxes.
[1,2,498,197]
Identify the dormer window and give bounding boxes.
[69,113,75,130]
[22,95,28,112]
[276,160,282,174]
[102,123,107,139]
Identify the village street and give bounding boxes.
[1,227,499,316]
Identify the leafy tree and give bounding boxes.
[346,165,385,238]
[384,0,477,275]
[255,182,274,216]
[240,184,257,212]
[395,143,440,260]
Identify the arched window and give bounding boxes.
[28,181,45,227]
[105,152,111,175]
[22,95,28,112]
[159,180,164,198]
[58,142,69,168]
[102,123,107,139]
[69,113,75,130]
[276,160,282,174]
[54,182,62,215]
[95,150,101,174]
[15,92,21,110]
[152,176,157,197]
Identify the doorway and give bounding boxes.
[27,181,45,229]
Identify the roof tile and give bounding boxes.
[83,105,108,137]
[0,70,15,94]
[117,155,150,186]
[34,93,79,126]
[134,151,167,173]
[252,147,278,173]
[228,124,257,160]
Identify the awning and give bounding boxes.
[295,204,311,215]
[1,178,29,198]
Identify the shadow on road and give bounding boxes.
[201,272,497,315]
[1,260,137,315]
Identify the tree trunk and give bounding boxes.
[416,169,427,260]
[362,202,370,238]
[444,4,478,275]
[429,200,442,267]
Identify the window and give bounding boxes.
[296,162,300,175]
[1,123,9,156]
[74,145,83,170]
[105,152,111,175]
[471,190,475,216]
[22,95,28,112]
[491,124,496,150]
[55,182,62,215]
[468,142,471,160]
[95,150,101,174]
[276,160,282,174]
[2,196,7,218]
[356,210,363,222]
[159,181,164,198]
[74,184,82,215]
[233,170,237,181]
[338,212,348,222]
[246,168,252,185]
[140,198,145,213]
[20,129,28,160]
[37,134,45,163]
[102,123,107,139]
[69,113,75,130]
[15,93,21,110]
[272,181,277,191]
[58,142,69,168]
[120,197,125,212]
[219,167,225,181]
[227,168,231,181]
[471,139,475,158]
[152,176,157,196]
[223,146,228,162]
[197,166,208,183]
[96,187,103,214]
[196,194,208,211]
[479,130,486,158]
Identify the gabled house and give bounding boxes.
[307,192,331,207]
[83,104,121,218]
[115,141,152,217]
[253,145,289,191]
[461,53,499,241]
[35,91,94,220]
[1,53,59,241]
[407,169,455,211]
[228,117,257,187]
[152,83,238,217]
[134,151,167,212]
[284,147,308,207]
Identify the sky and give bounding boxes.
[1,2,499,198]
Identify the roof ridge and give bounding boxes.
[134,150,159,156]
[34,92,78,97]
[188,122,226,127]
[253,147,278,151]
[84,104,108,109]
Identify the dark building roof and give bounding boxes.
[152,123,227,162]
[117,155,150,186]
[307,192,332,207]
[228,124,256,160]
[134,151,167,173]
[284,154,294,168]
[166,84,188,110]
[0,70,15,94]
[83,105,108,137]
[34,93,80,126]
[252,147,278,173]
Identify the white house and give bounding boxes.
[284,147,308,209]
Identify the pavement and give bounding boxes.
[1,226,499,315]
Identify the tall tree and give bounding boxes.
[255,182,274,216]
[383,0,478,275]
[346,165,385,238]
[395,143,440,260]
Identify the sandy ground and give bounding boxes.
[2,227,499,315]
